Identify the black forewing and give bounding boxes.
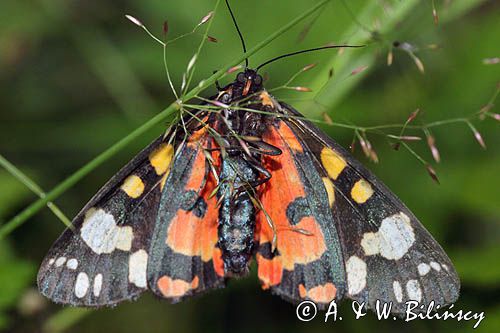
[278,101,460,314]
[37,113,200,306]
[147,129,226,302]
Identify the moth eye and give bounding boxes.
[221,93,231,103]
[236,72,246,83]
[254,75,263,85]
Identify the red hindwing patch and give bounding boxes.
[256,122,327,288]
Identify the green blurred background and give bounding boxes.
[0,0,498,332]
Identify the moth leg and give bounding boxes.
[225,157,271,200]
[252,194,278,253]
[245,139,282,156]
[208,142,282,157]
[201,140,217,190]
[202,142,220,186]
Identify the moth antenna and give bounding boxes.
[225,0,248,68]
[256,45,364,72]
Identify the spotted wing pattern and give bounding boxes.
[256,120,346,305]
[37,114,224,306]
[147,130,225,302]
[37,134,174,306]
[38,85,460,313]
[254,92,459,313]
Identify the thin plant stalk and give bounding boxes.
[0,154,71,228]
[0,0,330,239]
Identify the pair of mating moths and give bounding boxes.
[38,68,460,314]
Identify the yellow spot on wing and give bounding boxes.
[121,175,145,198]
[321,147,346,180]
[149,144,174,175]
[351,179,374,204]
[322,177,335,207]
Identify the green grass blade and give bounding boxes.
[0,154,71,228]
[0,0,329,239]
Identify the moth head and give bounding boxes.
[235,69,263,96]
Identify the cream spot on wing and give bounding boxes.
[430,261,441,271]
[75,272,90,298]
[93,273,103,297]
[66,258,78,270]
[116,227,133,252]
[129,250,148,288]
[346,255,367,295]
[393,280,403,302]
[55,257,66,267]
[351,179,374,204]
[322,177,335,207]
[80,208,133,254]
[360,232,379,256]
[121,175,145,198]
[360,212,415,260]
[377,212,415,259]
[149,144,174,175]
[321,147,346,180]
[48,258,55,265]
[418,263,431,276]
[406,279,422,302]
[441,264,449,271]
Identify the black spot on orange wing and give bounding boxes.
[147,131,225,302]
[255,120,345,307]
[180,190,208,218]
[286,197,312,226]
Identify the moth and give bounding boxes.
[38,3,460,315]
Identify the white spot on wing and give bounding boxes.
[346,255,367,295]
[80,208,133,254]
[93,274,103,297]
[430,261,441,271]
[55,257,67,267]
[360,232,379,255]
[129,250,148,288]
[75,272,90,298]
[406,279,422,302]
[116,228,133,251]
[66,259,78,270]
[393,280,403,302]
[48,258,55,265]
[417,263,430,276]
[360,212,415,260]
